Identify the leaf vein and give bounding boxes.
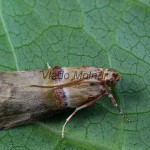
[0,7,19,70]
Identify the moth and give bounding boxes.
[0,64,129,138]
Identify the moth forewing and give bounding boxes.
[0,66,129,138]
[0,69,63,129]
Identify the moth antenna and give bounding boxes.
[108,93,130,122]
[47,62,51,69]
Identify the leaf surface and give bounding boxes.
[0,0,150,149]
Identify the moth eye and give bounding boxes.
[105,80,110,85]
[105,79,114,87]
[112,73,118,78]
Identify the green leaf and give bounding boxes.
[0,0,149,149]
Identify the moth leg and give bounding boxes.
[47,62,51,69]
[62,93,107,138]
[108,93,130,122]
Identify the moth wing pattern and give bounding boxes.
[0,70,62,129]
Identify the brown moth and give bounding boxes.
[0,64,129,138]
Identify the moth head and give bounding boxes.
[103,69,120,87]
